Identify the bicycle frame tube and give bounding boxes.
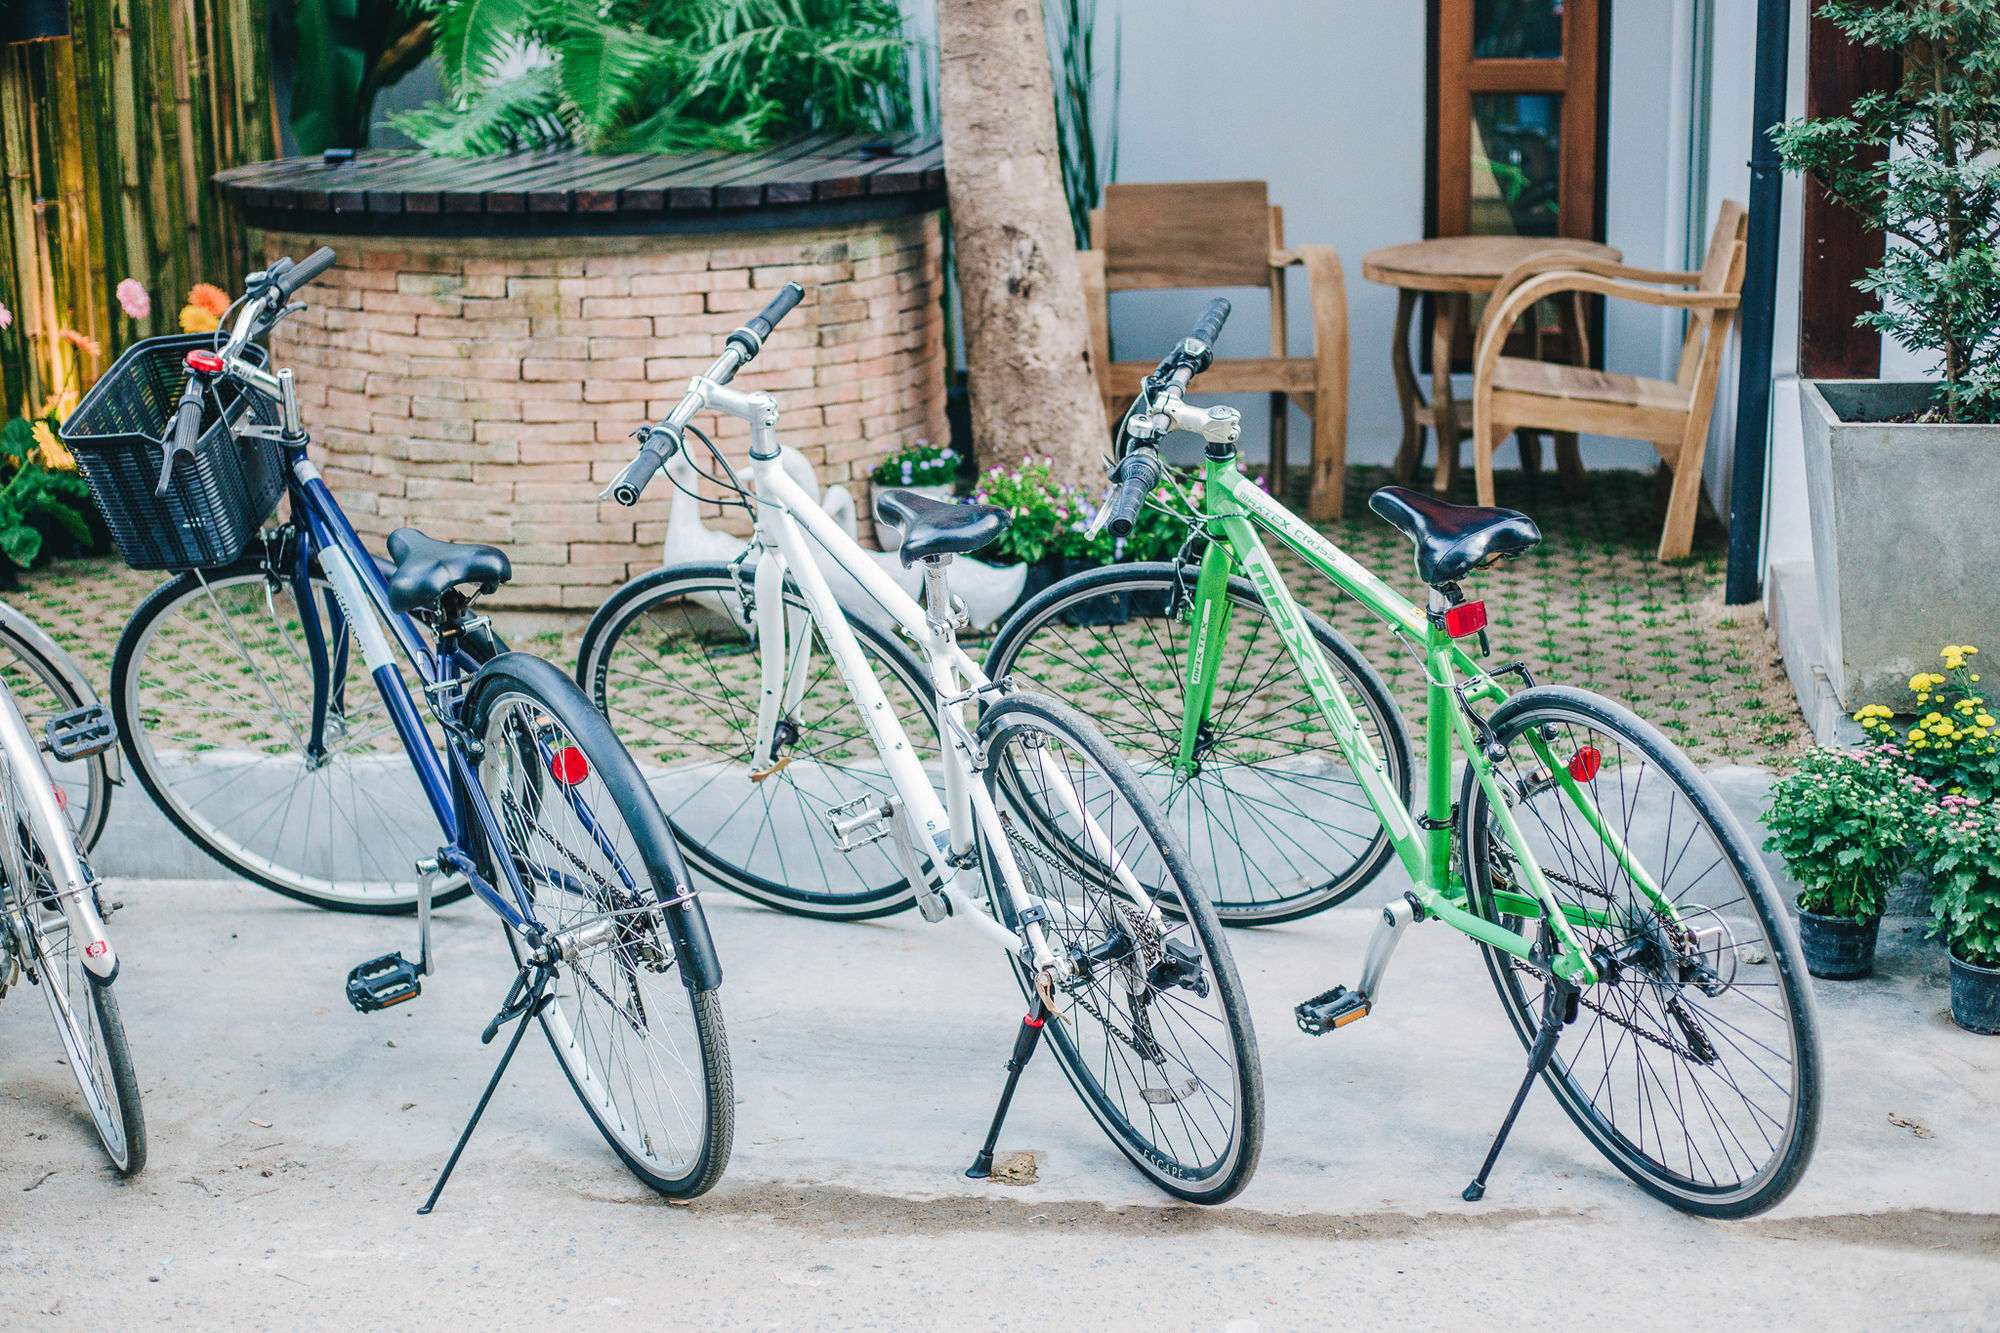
[0,687,114,978]
[1194,460,1613,982]
[284,457,539,933]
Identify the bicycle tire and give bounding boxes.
[985,562,1411,925]
[468,651,733,1198]
[112,560,473,914]
[1460,686,1821,1218]
[0,613,113,853]
[978,690,1263,1204]
[577,560,938,921]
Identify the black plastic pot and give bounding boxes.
[1059,557,1130,626]
[1796,904,1880,980]
[1948,951,2000,1034]
[1015,558,1063,610]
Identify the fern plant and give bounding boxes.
[391,0,913,156]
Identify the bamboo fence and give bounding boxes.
[1,1,277,419]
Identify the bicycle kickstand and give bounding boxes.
[1463,976,1576,1203]
[417,962,554,1215]
[965,997,1048,1180]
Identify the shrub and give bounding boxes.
[970,459,1061,566]
[1764,746,1933,919]
[871,440,958,490]
[393,0,913,156]
[1855,644,2000,799]
[1929,795,2000,968]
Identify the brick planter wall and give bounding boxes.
[256,212,946,609]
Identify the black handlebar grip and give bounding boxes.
[158,377,207,496]
[276,246,337,300]
[1104,450,1164,540]
[609,429,679,506]
[727,281,806,357]
[1185,298,1231,371]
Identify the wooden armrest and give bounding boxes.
[1473,269,1738,389]
[1493,253,1704,299]
[1269,243,1348,382]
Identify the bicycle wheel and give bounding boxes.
[0,710,144,1174]
[467,652,732,1198]
[986,562,1411,925]
[578,561,938,921]
[978,691,1262,1204]
[113,559,471,913]
[0,614,113,852]
[1460,686,1820,1218]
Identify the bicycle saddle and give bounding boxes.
[385,527,512,614]
[1368,486,1540,586]
[873,489,1010,567]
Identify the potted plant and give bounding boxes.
[869,441,960,553]
[1765,746,1931,978]
[972,458,1065,604]
[1928,794,2000,1033]
[1054,486,1128,627]
[1774,2,2000,711]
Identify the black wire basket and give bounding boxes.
[59,334,289,571]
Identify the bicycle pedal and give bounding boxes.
[346,952,422,1013]
[44,704,115,762]
[1295,984,1370,1035]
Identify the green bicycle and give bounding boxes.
[984,299,1821,1217]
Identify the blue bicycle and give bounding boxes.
[68,250,733,1205]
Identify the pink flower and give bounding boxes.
[0,302,10,331]
[116,279,150,320]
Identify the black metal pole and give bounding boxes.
[1724,0,1794,605]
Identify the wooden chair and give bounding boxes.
[1470,200,1748,561]
[1078,181,1351,519]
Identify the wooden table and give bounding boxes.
[1362,236,1621,493]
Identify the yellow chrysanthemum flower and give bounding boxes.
[29,421,74,471]
[179,304,220,335]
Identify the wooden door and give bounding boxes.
[1431,0,1605,242]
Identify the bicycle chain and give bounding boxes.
[1484,847,1712,1063]
[1003,819,1166,1063]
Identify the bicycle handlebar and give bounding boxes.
[1185,298,1230,370]
[1100,449,1164,539]
[608,428,680,507]
[276,247,337,301]
[159,376,207,495]
[726,282,804,358]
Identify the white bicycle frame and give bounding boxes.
[0,685,115,979]
[677,376,1163,983]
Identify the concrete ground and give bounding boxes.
[4,839,1997,1327]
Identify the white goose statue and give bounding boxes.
[656,445,1027,634]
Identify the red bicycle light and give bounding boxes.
[1568,745,1602,783]
[550,746,590,786]
[184,350,225,375]
[1442,600,1487,638]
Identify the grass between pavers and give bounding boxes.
[1,466,1807,769]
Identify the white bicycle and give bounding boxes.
[0,605,142,1174]
[580,285,1263,1203]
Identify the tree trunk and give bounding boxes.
[936,0,1104,486]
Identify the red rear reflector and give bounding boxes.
[550,746,589,785]
[184,350,225,374]
[1568,745,1602,783]
[51,784,65,810]
[1442,600,1487,638]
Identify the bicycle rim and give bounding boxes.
[981,692,1262,1203]
[988,565,1409,924]
[0,627,110,853]
[582,565,938,920]
[115,567,449,911]
[480,685,728,1194]
[1464,687,1819,1217]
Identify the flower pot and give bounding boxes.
[1795,903,1881,980]
[1799,380,2000,711]
[1016,558,1063,608]
[1058,557,1130,626]
[1129,585,1175,618]
[1948,951,2000,1034]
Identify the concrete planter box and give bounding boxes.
[1799,379,2000,711]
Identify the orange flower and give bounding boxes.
[187,283,231,318]
[56,328,101,358]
